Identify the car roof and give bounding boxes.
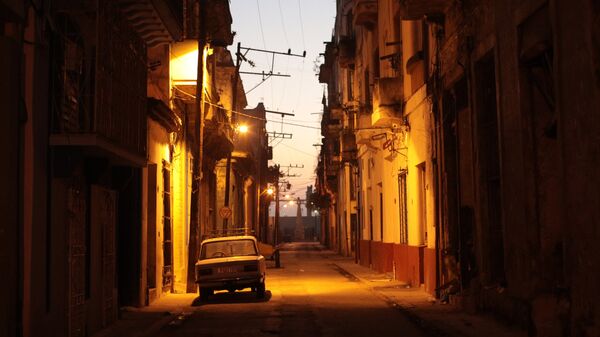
[200,235,257,245]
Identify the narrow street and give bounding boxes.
[6,1,600,336]
[146,242,427,337]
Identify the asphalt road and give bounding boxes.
[150,242,428,337]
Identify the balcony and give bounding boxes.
[203,108,234,161]
[148,98,182,133]
[341,132,357,162]
[337,36,356,68]
[327,155,341,174]
[319,63,332,83]
[326,119,342,137]
[320,41,336,84]
[353,0,377,29]
[330,106,344,121]
[119,0,184,46]
[50,6,148,166]
[399,0,448,20]
[372,77,404,127]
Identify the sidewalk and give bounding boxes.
[91,294,198,337]
[331,255,528,337]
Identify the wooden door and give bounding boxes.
[91,185,118,327]
[67,182,86,337]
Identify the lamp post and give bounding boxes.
[222,42,243,232]
[274,179,280,245]
[223,123,247,232]
[187,0,207,293]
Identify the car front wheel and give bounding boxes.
[199,288,213,301]
[256,282,265,299]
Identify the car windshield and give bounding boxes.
[200,239,258,259]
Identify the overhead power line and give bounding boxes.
[267,120,320,130]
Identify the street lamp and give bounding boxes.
[237,124,248,134]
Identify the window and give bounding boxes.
[147,164,158,290]
[398,171,408,244]
[162,161,173,288]
[364,70,372,104]
[475,52,505,283]
[200,240,258,259]
[349,165,357,200]
[379,192,384,241]
[369,208,374,240]
[347,69,354,101]
[417,163,427,245]
[345,11,354,37]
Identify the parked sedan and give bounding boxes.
[195,235,266,300]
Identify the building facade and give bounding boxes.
[3,0,270,336]
[319,0,437,294]
[318,0,600,335]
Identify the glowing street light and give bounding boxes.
[266,187,274,195]
[237,124,248,134]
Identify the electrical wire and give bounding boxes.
[278,142,318,157]
[277,0,290,47]
[296,0,306,50]
[278,55,291,110]
[267,120,320,130]
[172,87,325,132]
[255,0,268,52]
[294,60,305,113]
[292,0,307,113]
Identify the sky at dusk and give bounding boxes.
[230,0,336,216]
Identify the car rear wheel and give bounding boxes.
[256,282,265,299]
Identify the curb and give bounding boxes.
[332,263,461,337]
[91,311,175,337]
[139,313,178,337]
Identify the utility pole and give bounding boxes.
[279,164,305,177]
[266,110,294,141]
[187,0,207,293]
[223,44,305,231]
[274,171,280,245]
[223,42,242,232]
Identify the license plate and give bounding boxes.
[216,266,239,274]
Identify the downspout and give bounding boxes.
[186,0,207,293]
[426,19,443,299]
[454,62,465,292]
[223,43,242,231]
[17,13,26,337]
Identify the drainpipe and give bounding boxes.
[274,171,280,245]
[186,0,207,293]
[426,19,443,299]
[223,42,242,232]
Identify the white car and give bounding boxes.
[195,235,267,300]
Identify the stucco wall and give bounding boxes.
[147,119,173,296]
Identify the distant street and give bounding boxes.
[149,242,427,337]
